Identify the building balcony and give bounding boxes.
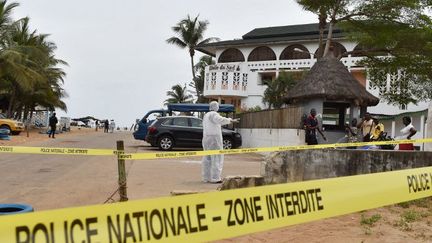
[204,63,249,98]
[203,56,365,98]
[246,56,364,71]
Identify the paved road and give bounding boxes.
[0,131,262,211]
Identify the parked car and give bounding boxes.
[146,116,242,150]
[0,113,24,135]
[133,103,235,141]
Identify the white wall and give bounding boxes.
[238,128,305,149]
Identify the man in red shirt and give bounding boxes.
[305,109,326,145]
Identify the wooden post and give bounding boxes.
[116,140,128,201]
[25,119,30,138]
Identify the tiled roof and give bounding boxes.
[197,23,344,49]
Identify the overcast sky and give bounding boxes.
[13,0,316,126]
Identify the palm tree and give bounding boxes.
[0,15,68,118]
[166,15,218,101]
[165,84,193,104]
[262,72,299,109]
[192,55,214,103]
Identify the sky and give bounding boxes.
[13,0,316,126]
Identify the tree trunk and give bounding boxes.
[426,101,432,151]
[323,21,334,57]
[317,10,327,59]
[189,50,200,102]
[6,89,16,118]
[23,105,29,121]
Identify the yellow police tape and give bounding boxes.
[1,138,432,160]
[118,138,432,160]
[0,145,116,156]
[1,166,431,242]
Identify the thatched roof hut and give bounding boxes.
[284,56,379,107]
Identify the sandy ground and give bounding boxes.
[0,126,97,146]
[1,129,431,242]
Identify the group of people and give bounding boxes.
[304,109,417,150]
[102,119,116,133]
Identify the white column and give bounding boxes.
[391,120,396,138]
[420,115,425,151]
[426,102,432,151]
[420,115,425,138]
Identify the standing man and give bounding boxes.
[305,108,326,145]
[109,119,116,133]
[48,112,58,138]
[202,101,239,183]
[104,120,109,133]
[357,112,375,142]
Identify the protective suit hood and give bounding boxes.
[209,101,219,112]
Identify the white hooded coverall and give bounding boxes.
[202,102,232,182]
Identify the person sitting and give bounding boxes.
[371,118,384,141]
[346,119,358,143]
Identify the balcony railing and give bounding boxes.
[203,56,365,97]
[204,63,249,97]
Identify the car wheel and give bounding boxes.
[0,125,11,134]
[223,138,233,150]
[11,131,20,135]
[158,135,174,150]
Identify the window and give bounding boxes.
[218,48,245,63]
[280,44,310,60]
[322,102,350,130]
[314,42,348,58]
[172,117,189,127]
[190,118,203,128]
[248,46,276,61]
[161,118,173,126]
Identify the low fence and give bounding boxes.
[238,106,303,129]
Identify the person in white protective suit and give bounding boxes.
[202,101,239,183]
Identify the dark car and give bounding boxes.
[145,116,242,150]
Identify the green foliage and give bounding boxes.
[402,210,424,222]
[296,0,432,106]
[165,83,194,104]
[360,213,382,226]
[262,71,303,109]
[247,106,262,112]
[166,15,218,102]
[0,1,67,119]
[191,55,214,103]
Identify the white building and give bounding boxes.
[197,23,429,145]
[197,23,428,112]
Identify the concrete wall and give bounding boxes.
[262,149,432,184]
[238,128,305,149]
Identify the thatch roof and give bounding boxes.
[284,56,379,106]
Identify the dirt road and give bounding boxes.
[1,130,431,242]
[0,130,262,210]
